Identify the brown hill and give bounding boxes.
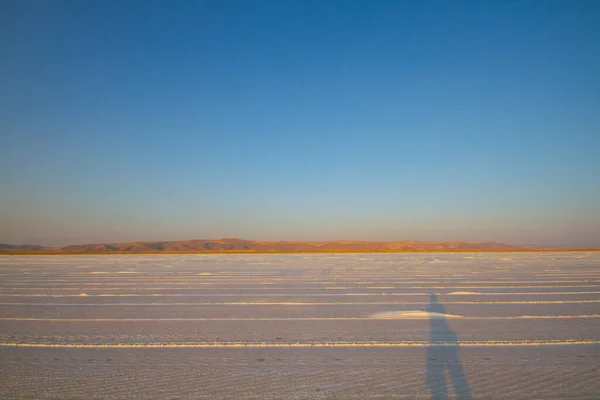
[0,238,538,254]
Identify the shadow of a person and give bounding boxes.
[426,293,472,400]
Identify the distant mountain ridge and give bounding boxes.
[0,238,559,254]
[0,243,47,251]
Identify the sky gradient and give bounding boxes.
[1,1,599,247]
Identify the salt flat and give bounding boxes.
[1,253,599,399]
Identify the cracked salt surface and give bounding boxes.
[1,252,599,399]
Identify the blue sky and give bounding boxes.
[1,0,599,247]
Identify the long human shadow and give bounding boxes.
[426,293,473,400]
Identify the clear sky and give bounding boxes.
[1,0,599,247]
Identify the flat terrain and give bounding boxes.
[1,253,599,399]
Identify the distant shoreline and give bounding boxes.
[1,249,598,255]
[2,238,597,255]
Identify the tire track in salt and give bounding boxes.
[2,339,599,348]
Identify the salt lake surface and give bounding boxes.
[0,252,599,399]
